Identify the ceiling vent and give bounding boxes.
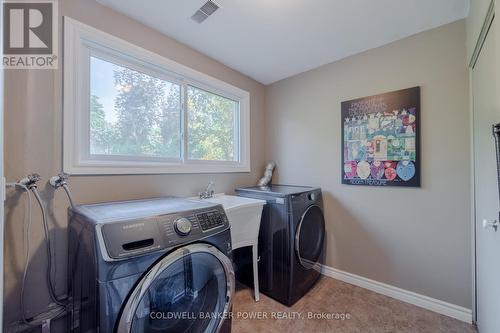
[191,0,220,23]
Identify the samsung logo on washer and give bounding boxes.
[122,222,145,230]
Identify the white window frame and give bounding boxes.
[63,17,250,175]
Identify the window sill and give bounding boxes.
[64,160,251,175]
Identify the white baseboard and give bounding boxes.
[320,264,473,324]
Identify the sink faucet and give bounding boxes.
[199,181,215,199]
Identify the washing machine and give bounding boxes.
[235,185,325,306]
[68,197,234,333]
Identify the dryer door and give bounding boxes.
[295,205,325,270]
[116,243,235,333]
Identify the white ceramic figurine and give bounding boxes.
[258,161,276,186]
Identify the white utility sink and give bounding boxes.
[197,194,266,249]
[194,193,265,301]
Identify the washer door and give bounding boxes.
[295,205,325,270]
[116,243,235,333]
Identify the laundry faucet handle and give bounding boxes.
[199,181,215,199]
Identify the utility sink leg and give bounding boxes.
[252,244,260,301]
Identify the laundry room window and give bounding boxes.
[187,85,240,162]
[89,56,182,160]
[63,17,250,174]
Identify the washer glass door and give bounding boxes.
[295,205,325,270]
[116,243,234,333]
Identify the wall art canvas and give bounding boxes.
[341,87,421,187]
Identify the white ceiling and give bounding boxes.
[96,0,470,85]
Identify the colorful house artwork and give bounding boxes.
[341,87,420,187]
[373,135,387,161]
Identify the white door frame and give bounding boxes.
[469,0,496,324]
[468,66,477,324]
[0,0,5,329]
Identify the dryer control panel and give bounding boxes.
[99,203,229,260]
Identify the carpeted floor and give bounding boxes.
[231,276,477,333]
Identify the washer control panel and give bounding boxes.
[197,210,226,231]
[100,203,229,260]
[160,205,229,247]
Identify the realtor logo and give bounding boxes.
[2,0,58,68]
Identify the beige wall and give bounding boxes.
[3,0,266,327]
[265,20,472,308]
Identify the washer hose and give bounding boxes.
[61,184,75,209]
[7,183,65,328]
[31,188,66,307]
